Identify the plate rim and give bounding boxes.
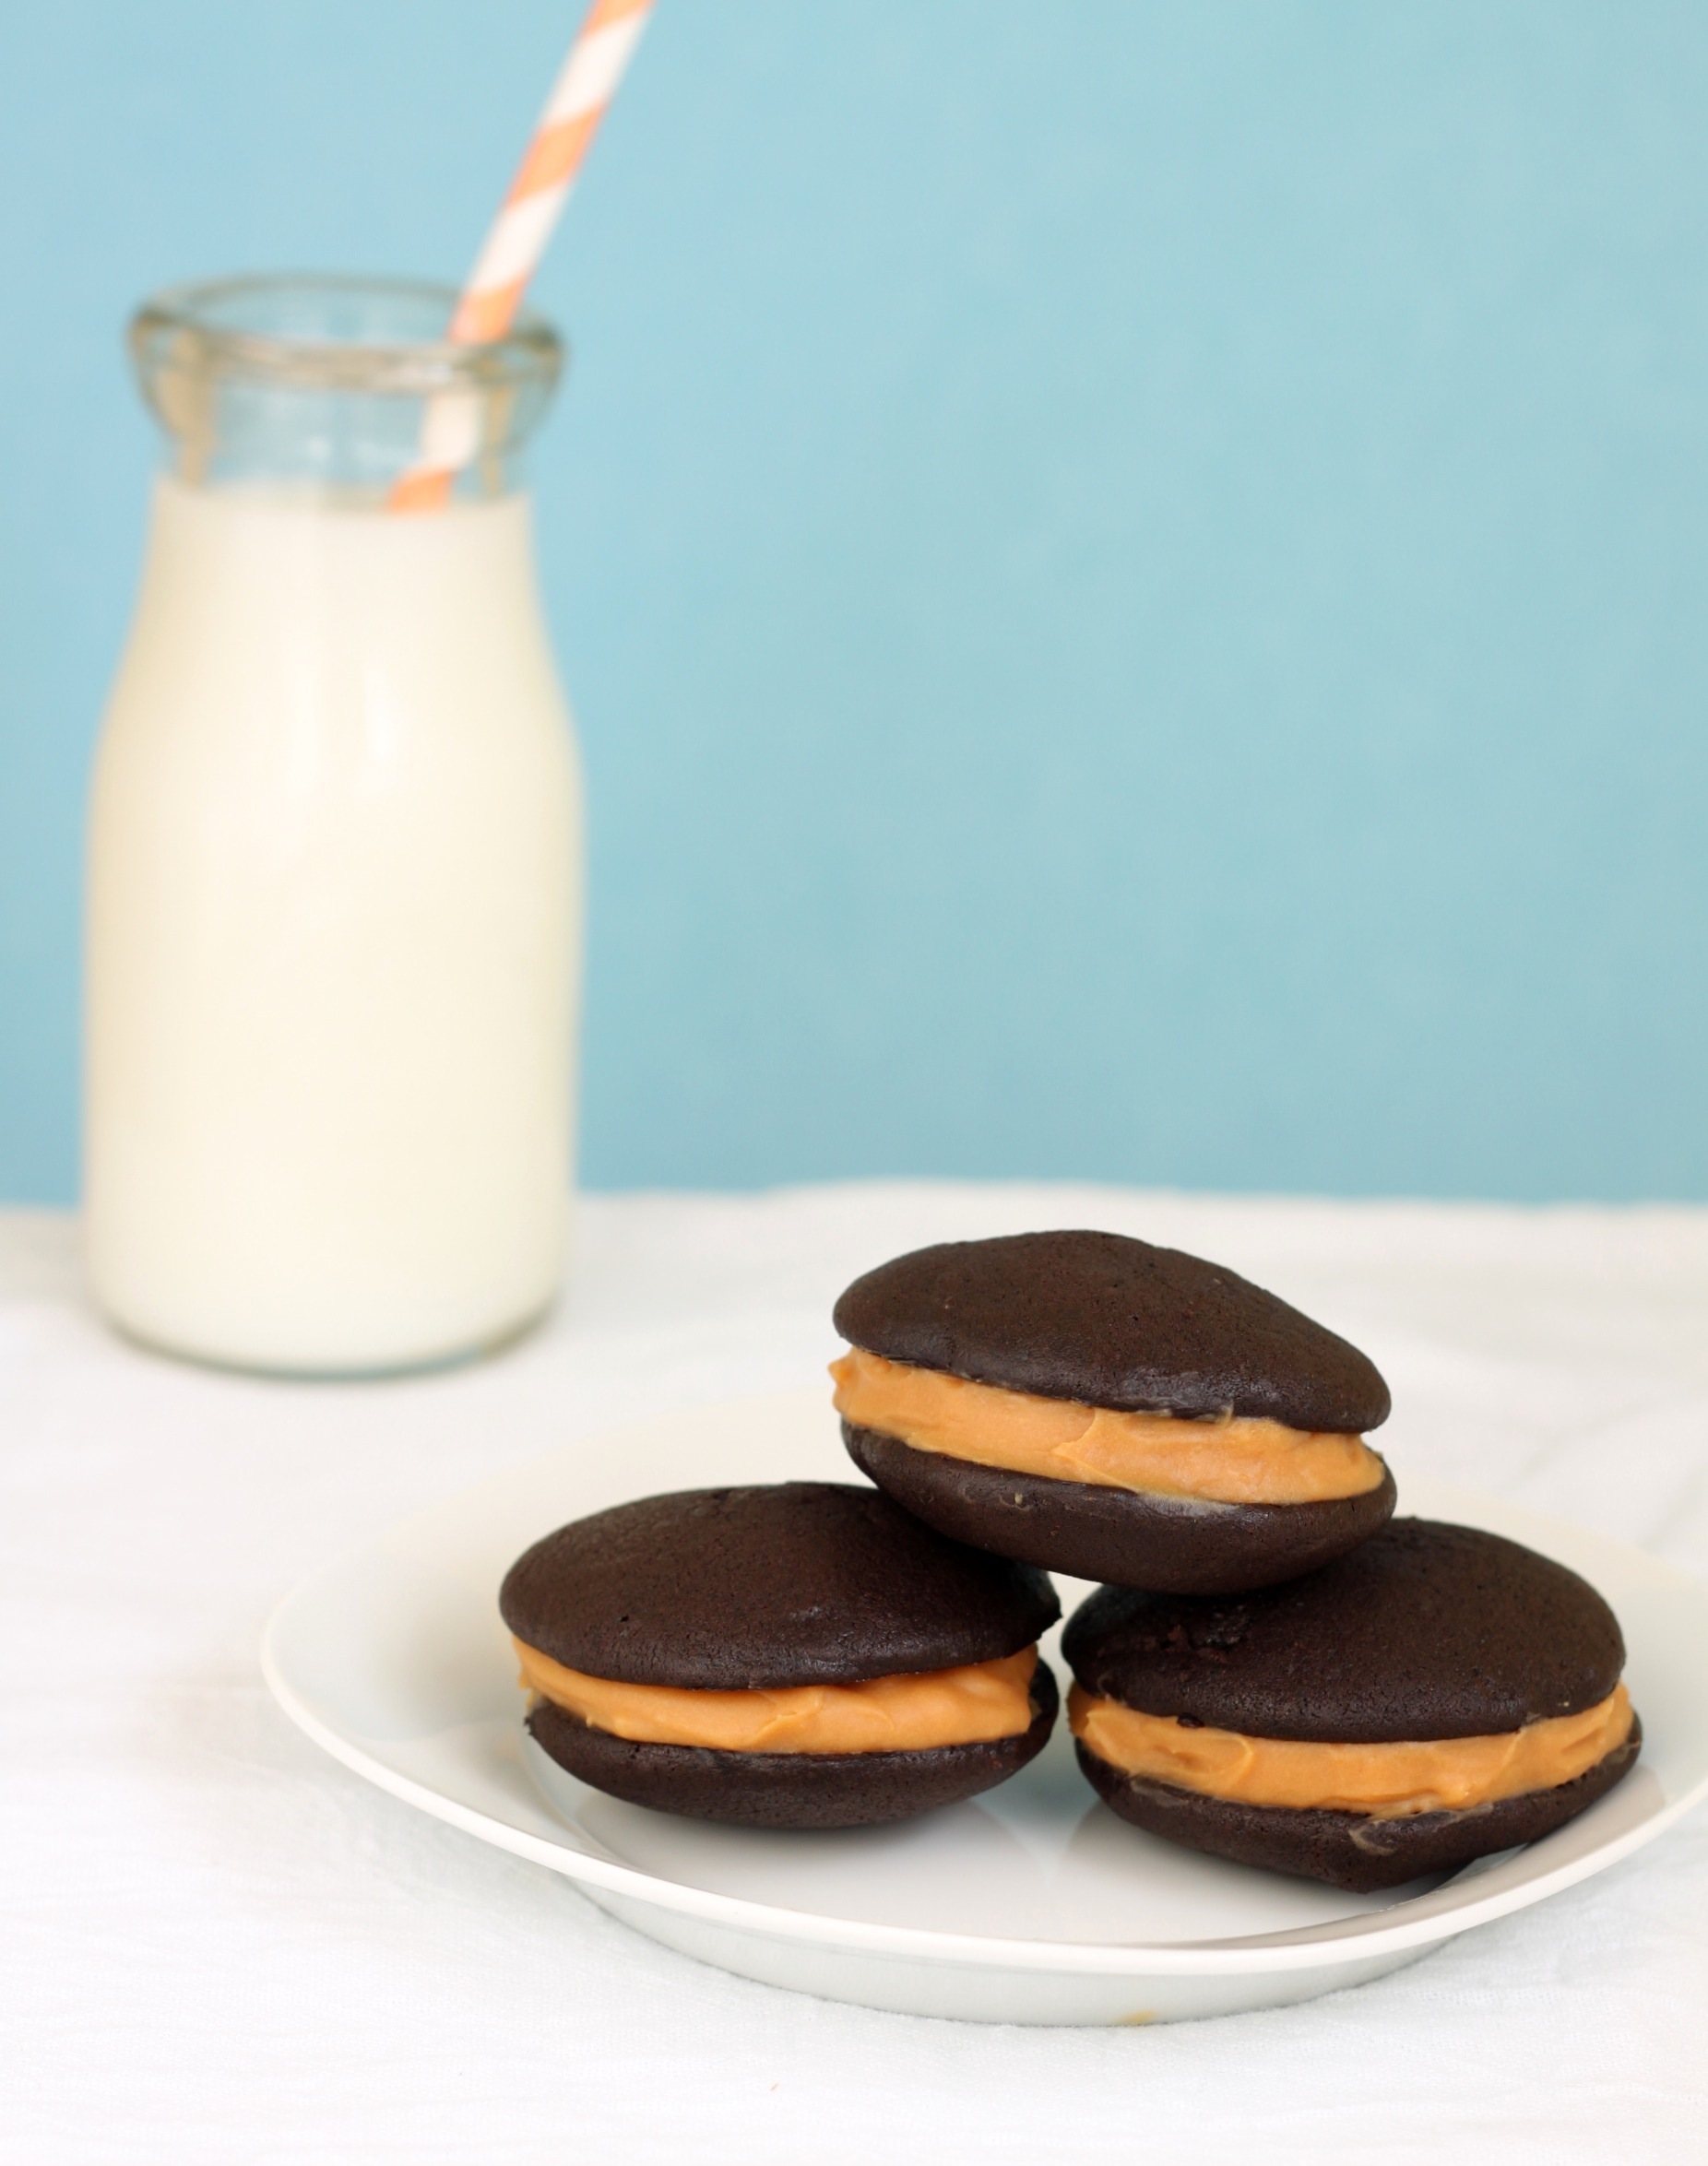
[261,1392,1708,1981]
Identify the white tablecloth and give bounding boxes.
[5,1182,1707,2163]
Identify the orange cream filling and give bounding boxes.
[515,1638,1038,1756]
[830,1347,1385,1506]
[1069,1681,1633,1818]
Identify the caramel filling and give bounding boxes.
[830,1347,1385,1506]
[1069,1681,1633,1818]
[516,1638,1038,1756]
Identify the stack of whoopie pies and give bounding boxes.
[501,1228,1640,1887]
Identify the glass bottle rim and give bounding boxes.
[130,272,563,400]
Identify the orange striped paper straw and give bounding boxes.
[391,0,656,513]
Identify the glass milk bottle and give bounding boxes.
[86,277,582,1374]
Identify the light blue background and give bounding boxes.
[3,3,1705,1203]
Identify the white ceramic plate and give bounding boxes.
[263,1391,1708,2025]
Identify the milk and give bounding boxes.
[86,477,582,1373]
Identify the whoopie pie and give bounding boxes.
[1063,1519,1641,1890]
[832,1230,1395,1593]
[500,1482,1061,1829]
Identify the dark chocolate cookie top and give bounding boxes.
[834,1230,1390,1432]
[500,1481,1061,1690]
[1063,1519,1625,1743]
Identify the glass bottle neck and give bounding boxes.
[130,274,563,505]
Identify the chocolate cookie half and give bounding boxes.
[1063,1518,1641,1890]
[833,1230,1395,1592]
[500,1482,1061,1829]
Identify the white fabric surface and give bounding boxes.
[5,1180,1708,2164]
